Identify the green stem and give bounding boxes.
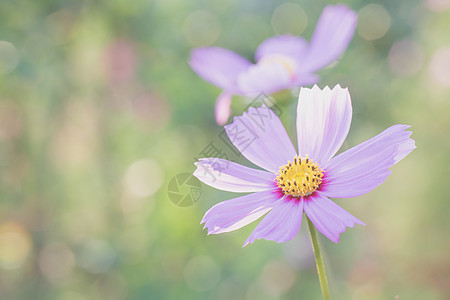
[307,216,331,300]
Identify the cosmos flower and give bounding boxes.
[193,85,415,246]
[189,4,357,125]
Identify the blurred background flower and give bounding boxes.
[189,4,357,124]
[0,0,449,299]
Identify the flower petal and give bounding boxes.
[302,4,357,73]
[225,105,297,173]
[244,197,303,246]
[296,85,352,166]
[201,189,279,235]
[194,158,275,193]
[237,62,292,96]
[243,35,319,92]
[255,35,308,64]
[215,92,232,125]
[189,47,252,93]
[293,73,320,87]
[321,124,416,198]
[303,193,365,243]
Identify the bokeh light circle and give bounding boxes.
[0,222,32,270]
[271,3,307,36]
[425,0,450,11]
[357,4,391,40]
[123,159,164,198]
[388,39,424,77]
[0,41,20,74]
[38,242,75,282]
[184,256,221,292]
[259,260,296,296]
[428,46,450,86]
[183,10,221,47]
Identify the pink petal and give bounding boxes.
[225,105,297,173]
[303,193,365,243]
[215,92,232,125]
[322,124,416,198]
[255,35,308,64]
[201,189,279,235]
[194,158,275,193]
[244,197,303,246]
[302,4,357,73]
[189,47,251,93]
[296,85,352,166]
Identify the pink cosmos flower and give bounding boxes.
[189,4,357,125]
[194,85,415,246]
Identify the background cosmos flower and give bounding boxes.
[189,5,357,125]
[193,85,416,246]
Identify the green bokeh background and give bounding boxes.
[0,0,449,299]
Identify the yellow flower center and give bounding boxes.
[276,156,324,197]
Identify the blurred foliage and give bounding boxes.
[0,0,449,299]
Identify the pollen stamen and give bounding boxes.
[276,156,324,197]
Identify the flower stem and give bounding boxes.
[307,216,330,300]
